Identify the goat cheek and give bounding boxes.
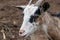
[37,17,43,24]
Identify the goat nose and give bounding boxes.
[19,30,25,34]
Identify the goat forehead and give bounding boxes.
[23,5,38,15]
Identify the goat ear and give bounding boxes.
[42,2,50,12]
[16,5,26,10]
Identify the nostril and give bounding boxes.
[20,32,23,34]
[19,30,25,34]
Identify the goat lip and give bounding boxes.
[19,34,27,37]
[19,33,24,36]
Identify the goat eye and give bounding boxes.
[34,16,39,19]
[29,15,39,23]
[29,16,34,23]
[35,8,41,15]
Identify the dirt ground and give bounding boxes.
[0,0,60,40]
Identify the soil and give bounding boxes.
[0,0,60,40]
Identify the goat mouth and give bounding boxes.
[19,32,31,37]
[19,34,29,38]
[19,32,27,36]
[19,34,26,37]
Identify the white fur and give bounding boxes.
[19,4,39,36]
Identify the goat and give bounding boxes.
[15,0,54,40]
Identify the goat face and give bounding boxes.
[19,4,40,36]
[16,2,50,37]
